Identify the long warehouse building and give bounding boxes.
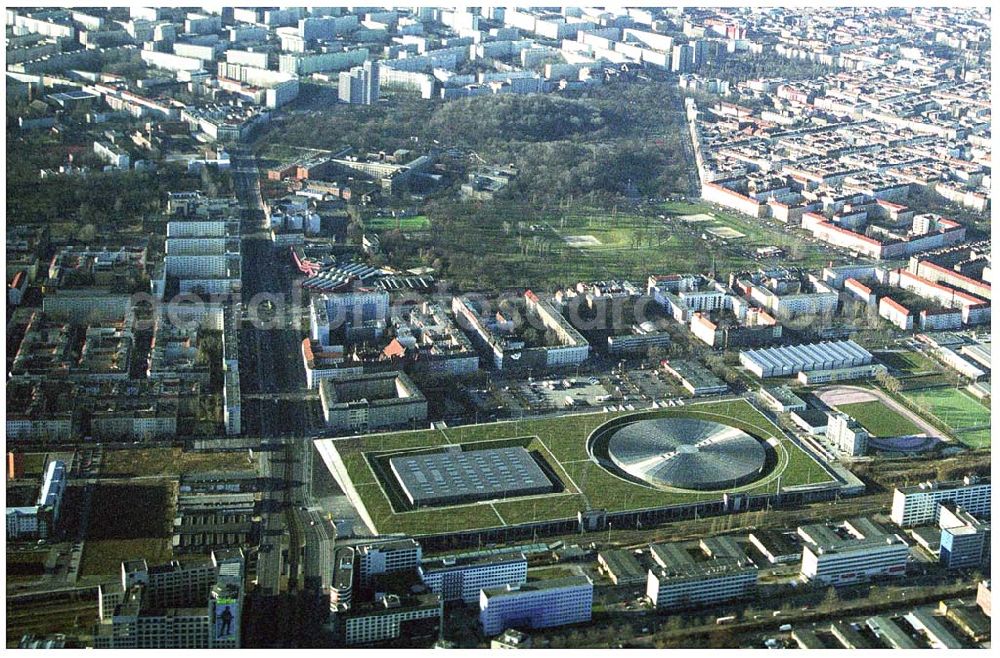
[739,339,872,378]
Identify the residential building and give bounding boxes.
[451,293,589,371]
[878,297,913,330]
[938,503,990,570]
[93,140,130,169]
[6,460,65,540]
[319,371,427,433]
[93,550,244,649]
[339,60,380,105]
[335,592,442,646]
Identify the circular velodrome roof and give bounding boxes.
[606,417,767,490]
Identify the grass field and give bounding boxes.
[19,453,48,479]
[101,448,256,478]
[901,387,991,449]
[835,401,921,437]
[319,398,835,536]
[874,350,941,375]
[658,200,836,269]
[367,214,430,232]
[380,195,854,290]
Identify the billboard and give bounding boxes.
[213,598,239,641]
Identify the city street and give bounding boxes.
[231,148,329,599]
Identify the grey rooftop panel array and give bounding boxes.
[390,446,555,507]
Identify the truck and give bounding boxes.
[716,616,737,625]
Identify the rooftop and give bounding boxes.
[481,575,591,600]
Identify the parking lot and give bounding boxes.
[461,364,694,421]
[518,378,612,410]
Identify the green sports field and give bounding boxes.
[901,387,991,449]
[317,398,836,536]
[835,401,922,437]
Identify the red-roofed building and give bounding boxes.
[844,277,875,306]
[914,260,991,301]
[8,270,28,306]
[879,296,913,330]
[896,269,986,308]
[382,338,408,361]
[918,308,963,331]
[302,338,357,388]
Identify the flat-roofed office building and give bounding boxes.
[646,541,757,610]
[479,576,593,636]
[419,553,527,604]
[890,476,991,527]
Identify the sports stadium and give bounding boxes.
[315,398,853,543]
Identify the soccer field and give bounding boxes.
[367,214,430,232]
[835,400,922,437]
[901,387,991,449]
[316,398,836,536]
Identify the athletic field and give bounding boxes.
[835,400,922,437]
[901,387,991,449]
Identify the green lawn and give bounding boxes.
[901,387,990,449]
[326,398,834,535]
[835,401,922,437]
[381,197,849,290]
[874,350,941,375]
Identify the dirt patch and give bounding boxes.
[816,388,878,407]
